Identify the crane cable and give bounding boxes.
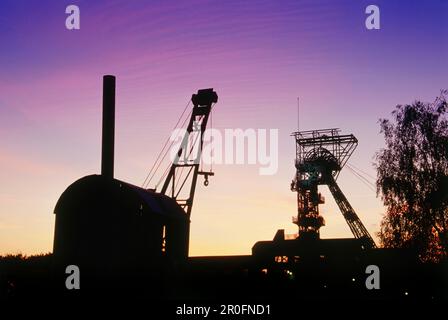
[345,163,376,193]
[192,102,216,175]
[142,100,190,188]
[142,99,191,188]
[348,165,376,189]
[149,108,192,190]
[348,162,376,180]
[174,103,215,198]
[153,109,192,190]
[174,102,216,195]
[210,104,213,173]
[153,102,217,193]
[172,112,205,195]
[346,164,376,189]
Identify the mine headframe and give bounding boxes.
[291,128,376,248]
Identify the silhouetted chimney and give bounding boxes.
[101,75,115,179]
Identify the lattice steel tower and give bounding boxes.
[291,128,376,248]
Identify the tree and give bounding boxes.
[376,91,448,261]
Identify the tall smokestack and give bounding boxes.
[101,75,115,179]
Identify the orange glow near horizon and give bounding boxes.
[1,0,446,256]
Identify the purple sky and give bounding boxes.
[0,0,447,255]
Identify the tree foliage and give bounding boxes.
[376,91,448,261]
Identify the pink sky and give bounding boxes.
[0,0,447,255]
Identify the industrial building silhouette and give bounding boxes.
[10,75,445,302]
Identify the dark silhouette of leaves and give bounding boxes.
[376,90,448,261]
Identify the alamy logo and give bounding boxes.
[365,265,380,289]
[365,5,380,30]
[65,265,80,289]
[169,127,279,175]
[65,5,80,30]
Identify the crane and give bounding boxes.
[160,88,217,217]
[142,88,217,256]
